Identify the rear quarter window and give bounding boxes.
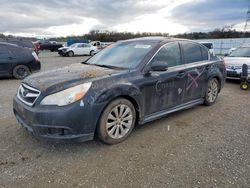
[201,46,209,60]
[201,43,213,49]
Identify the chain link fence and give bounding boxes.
[194,38,250,55]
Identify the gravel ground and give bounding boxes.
[0,52,249,188]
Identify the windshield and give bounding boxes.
[86,41,156,69]
[230,47,250,57]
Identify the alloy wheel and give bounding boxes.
[206,79,218,103]
[106,104,133,139]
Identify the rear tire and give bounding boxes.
[204,78,219,106]
[12,65,31,79]
[68,51,74,57]
[97,98,136,145]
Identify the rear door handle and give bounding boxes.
[177,71,186,78]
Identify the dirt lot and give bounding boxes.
[0,52,249,188]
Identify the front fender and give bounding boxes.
[94,83,141,105]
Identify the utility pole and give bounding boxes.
[244,6,250,35]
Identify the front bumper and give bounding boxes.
[58,50,67,56]
[226,68,241,79]
[13,95,102,142]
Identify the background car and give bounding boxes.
[0,42,41,79]
[224,44,250,79]
[0,38,39,54]
[58,43,97,57]
[35,40,63,52]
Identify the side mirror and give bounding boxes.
[150,61,168,72]
[224,53,229,57]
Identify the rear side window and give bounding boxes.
[181,42,203,64]
[151,42,181,67]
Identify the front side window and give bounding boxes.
[150,42,181,68]
[182,42,203,64]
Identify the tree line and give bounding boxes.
[0,27,249,42]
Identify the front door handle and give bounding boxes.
[177,71,186,78]
[206,65,211,70]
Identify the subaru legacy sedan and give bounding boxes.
[13,37,226,144]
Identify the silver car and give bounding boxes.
[224,45,250,79]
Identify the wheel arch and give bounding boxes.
[93,84,142,133]
[207,70,223,93]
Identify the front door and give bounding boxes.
[141,42,186,117]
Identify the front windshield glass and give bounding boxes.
[229,47,250,57]
[86,41,156,69]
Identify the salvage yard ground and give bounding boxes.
[0,52,249,187]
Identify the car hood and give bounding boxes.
[58,47,69,50]
[23,63,122,92]
[224,57,250,66]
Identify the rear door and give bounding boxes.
[0,46,16,75]
[73,44,82,55]
[180,41,210,102]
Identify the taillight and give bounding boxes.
[32,51,40,62]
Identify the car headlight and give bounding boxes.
[40,82,92,106]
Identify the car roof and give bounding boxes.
[0,41,19,47]
[120,36,189,43]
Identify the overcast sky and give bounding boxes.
[0,0,248,37]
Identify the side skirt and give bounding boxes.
[140,98,204,124]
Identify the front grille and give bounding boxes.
[17,83,40,106]
[227,71,238,77]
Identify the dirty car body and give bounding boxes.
[13,37,226,143]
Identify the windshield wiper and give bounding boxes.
[90,64,124,69]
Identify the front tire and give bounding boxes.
[97,98,136,145]
[68,51,74,57]
[204,78,219,106]
[12,65,31,79]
